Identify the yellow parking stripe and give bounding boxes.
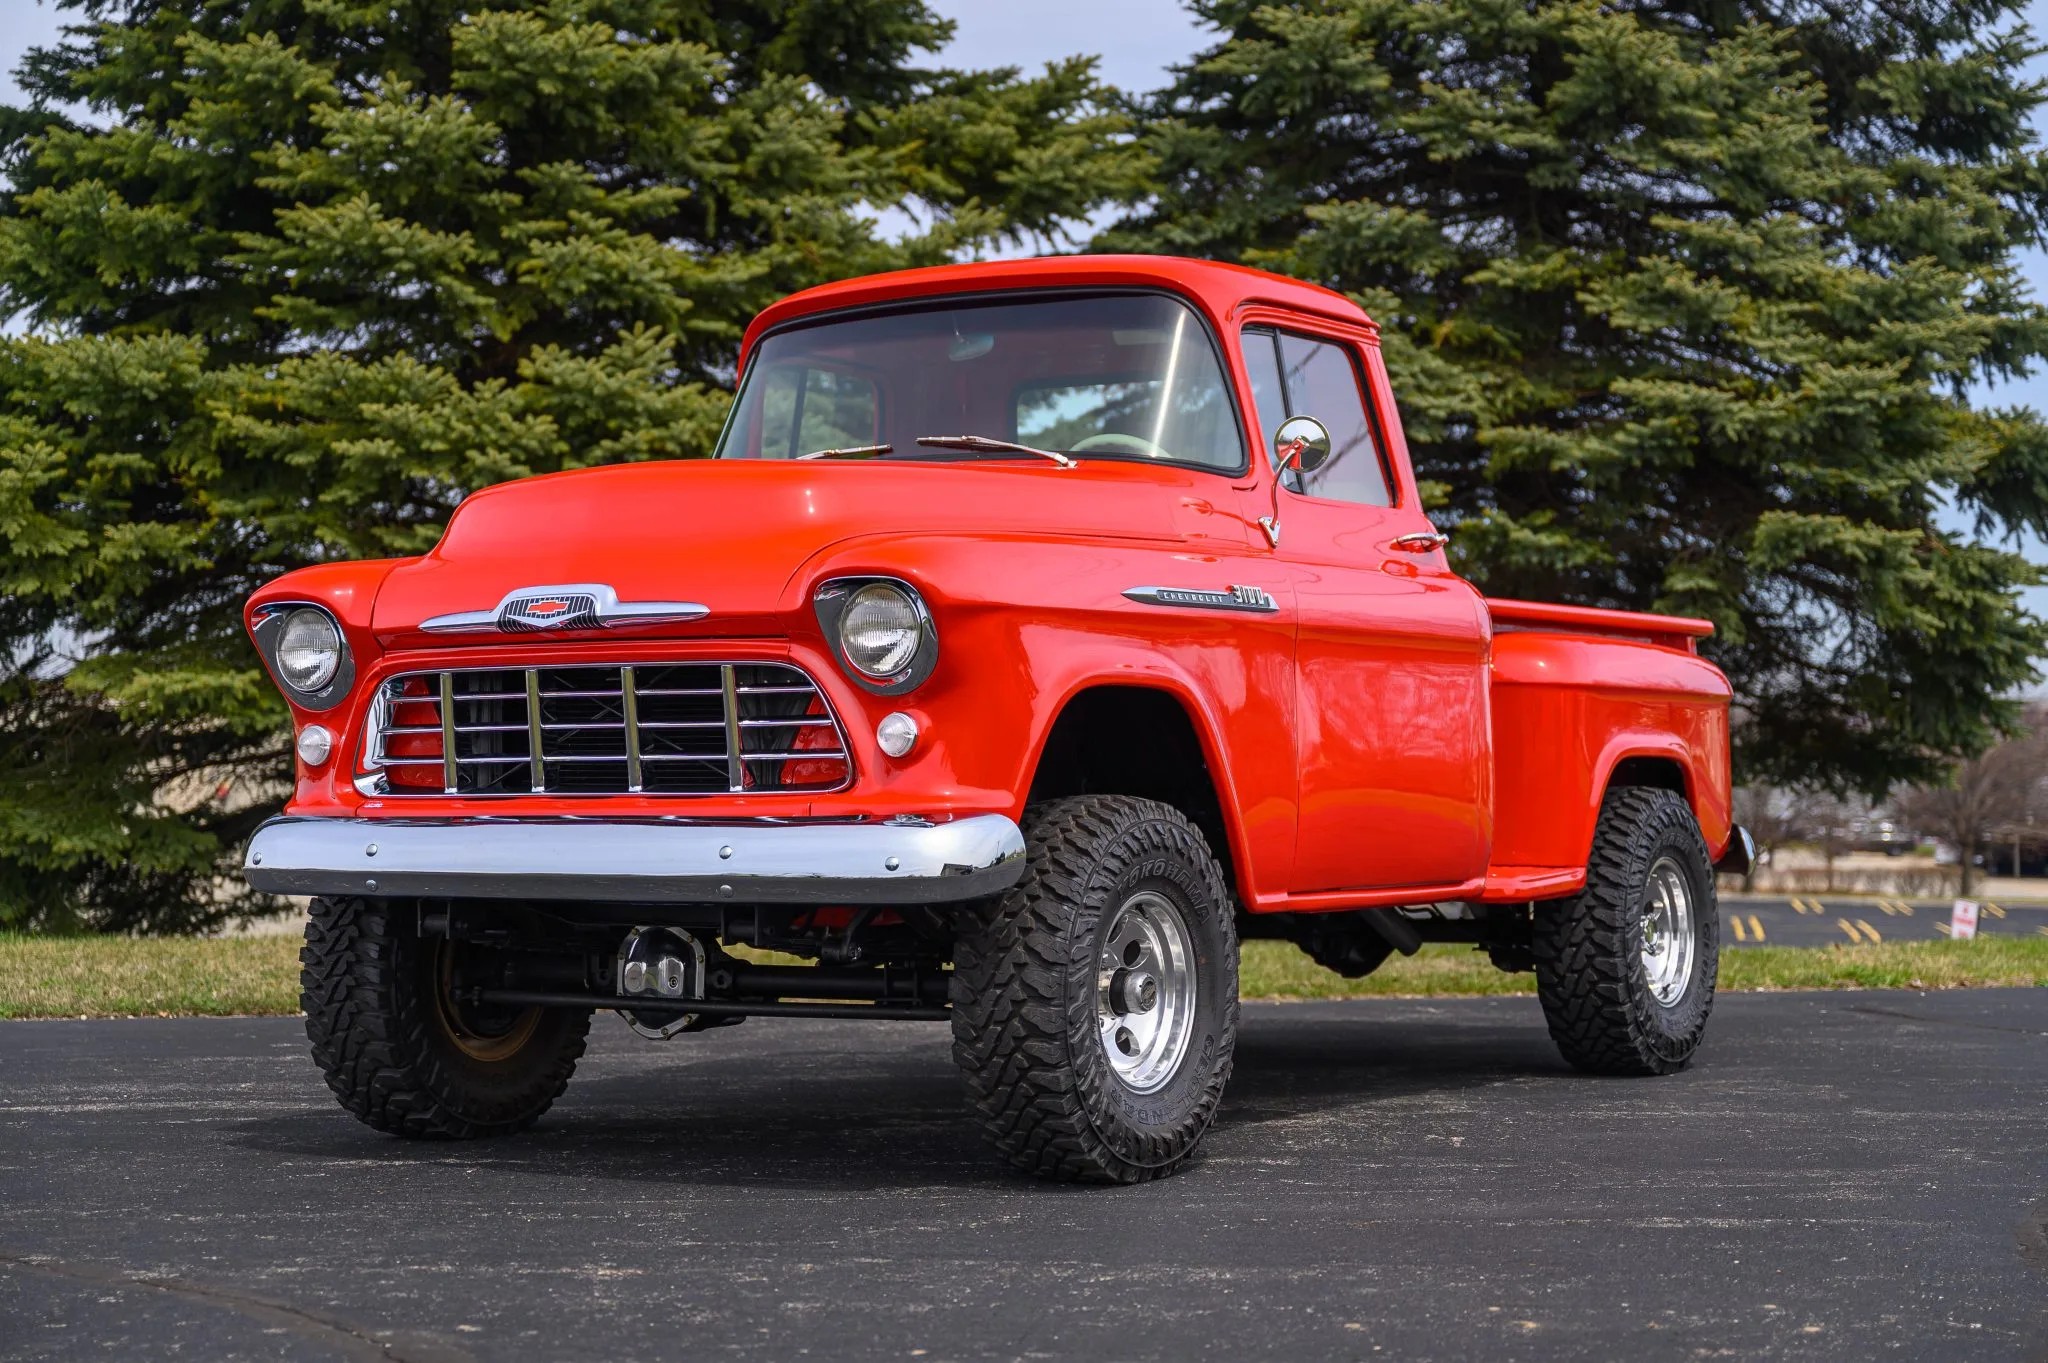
[1934,922,1952,937]
[1745,914,1764,942]
[1731,915,1747,942]
[1983,903,2006,919]
[1836,918,1881,944]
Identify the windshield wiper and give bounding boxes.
[795,444,893,461]
[914,434,1076,469]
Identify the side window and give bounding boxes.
[1241,327,1289,452]
[1241,327,1393,507]
[755,366,879,458]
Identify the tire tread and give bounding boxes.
[300,897,588,1139]
[950,796,1238,1183]
[1530,787,1718,1075]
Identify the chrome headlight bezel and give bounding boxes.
[252,603,354,712]
[813,577,938,696]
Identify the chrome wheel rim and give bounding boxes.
[1096,890,1198,1094]
[1640,856,1697,1007]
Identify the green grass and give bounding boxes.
[1241,937,2048,998]
[0,933,302,1019]
[2,932,2042,1019]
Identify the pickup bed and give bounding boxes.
[243,255,1751,1182]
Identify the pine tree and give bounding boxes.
[0,0,1144,932]
[1107,0,2048,795]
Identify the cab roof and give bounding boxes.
[737,255,1376,373]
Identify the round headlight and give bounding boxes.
[839,584,923,678]
[276,608,343,693]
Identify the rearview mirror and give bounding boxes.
[1272,416,1332,474]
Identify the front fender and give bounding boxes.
[247,559,412,806]
[790,530,1297,901]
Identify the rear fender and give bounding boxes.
[1486,631,1733,897]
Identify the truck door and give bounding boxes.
[1240,324,1492,893]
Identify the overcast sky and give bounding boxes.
[5,0,2048,606]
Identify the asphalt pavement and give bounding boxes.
[1720,893,2048,947]
[3,992,2044,1362]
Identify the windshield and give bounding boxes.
[716,293,1246,472]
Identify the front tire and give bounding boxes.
[950,796,1239,1183]
[1532,787,1719,1075]
[301,897,590,1138]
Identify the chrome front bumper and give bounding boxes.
[242,814,1026,905]
[1714,824,1757,877]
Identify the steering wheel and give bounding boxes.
[1070,432,1172,460]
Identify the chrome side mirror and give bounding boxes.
[1272,416,1332,474]
[1257,415,1334,550]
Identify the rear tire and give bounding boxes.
[1532,787,1718,1075]
[301,897,590,1138]
[950,796,1239,1183]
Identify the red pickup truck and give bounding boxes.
[243,256,1750,1183]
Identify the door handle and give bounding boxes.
[1389,531,1448,554]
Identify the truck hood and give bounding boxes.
[372,457,1231,641]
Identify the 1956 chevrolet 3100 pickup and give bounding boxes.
[243,255,1752,1183]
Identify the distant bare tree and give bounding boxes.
[1893,706,2048,896]
[1795,791,1864,892]
[1730,784,1800,891]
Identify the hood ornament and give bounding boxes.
[421,584,710,634]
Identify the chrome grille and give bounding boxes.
[361,662,850,796]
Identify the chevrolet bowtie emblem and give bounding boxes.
[420,584,711,634]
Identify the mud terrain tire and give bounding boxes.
[301,896,589,1138]
[1532,787,1719,1075]
[951,796,1239,1183]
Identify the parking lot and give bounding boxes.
[1721,893,2048,947]
[3,990,2044,1361]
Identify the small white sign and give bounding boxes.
[1950,899,1980,941]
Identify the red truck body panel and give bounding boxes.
[250,255,1735,911]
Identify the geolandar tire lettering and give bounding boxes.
[949,795,1240,1183]
[1531,786,1719,1075]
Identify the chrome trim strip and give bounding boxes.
[1123,585,1279,614]
[437,673,457,794]
[525,669,546,794]
[420,583,710,634]
[243,814,1028,906]
[720,664,743,792]
[621,665,642,794]
[418,608,497,632]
